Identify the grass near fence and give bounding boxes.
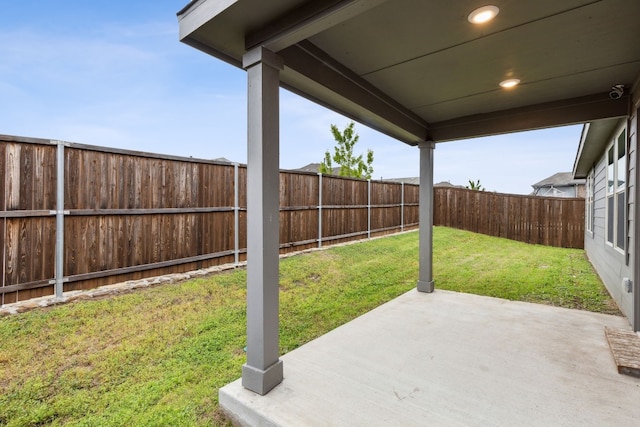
[0,227,619,426]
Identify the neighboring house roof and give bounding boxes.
[293,163,341,175]
[531,172,585,197]
[383,178,466,188]
[532,172,585,189]
[212,157,233,163]
[383,177,419,185]
[435,181,466,189]
[573,118,626,178]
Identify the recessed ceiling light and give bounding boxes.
[499,78,520,88]
[468,5,499,24]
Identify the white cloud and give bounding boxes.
[0,21,248,161]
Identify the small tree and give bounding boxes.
[320,122,374,179]
[466,179,485,191]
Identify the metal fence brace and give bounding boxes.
[401,182,405,231]
[367,179,371,239]
[51,140,69,299]
[234,163,240,265]
[318,173,323,248]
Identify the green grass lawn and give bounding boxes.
[0,227,619,426]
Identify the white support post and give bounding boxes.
[417,141,435,293]
[234,162,239,266]
[318,173,323,248]
[241,46,284,395]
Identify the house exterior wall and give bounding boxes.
[584,119,634,321]
[629,103,637,323]
[632,94,639,331]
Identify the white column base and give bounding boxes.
[417,279,434,293]
[242,360,284,396]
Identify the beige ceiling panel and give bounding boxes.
[414,62,639,123]
[309,0,604,75]
[359,1,640,118]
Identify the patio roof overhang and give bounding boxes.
[573,117,625,178]
[176,0,640,397]
[178,0,640,145]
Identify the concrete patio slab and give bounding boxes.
[220,290,640,426]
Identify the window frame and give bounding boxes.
[586,169,594,236]
[605,125,627,253]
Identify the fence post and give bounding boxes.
[401,182,404,231]
[367,179,371,239]
[234,163,239,265]
[53,140,67,299]
[318,173,323,248]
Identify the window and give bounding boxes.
[606,127,626,251]
[606,145,614,244]
[586,170,594,233]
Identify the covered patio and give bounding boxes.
[219,290,639,426]
[176,0,640,422]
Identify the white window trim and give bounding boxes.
[605,141,614,247]
[586,169,594,237]
[605,124,627,254]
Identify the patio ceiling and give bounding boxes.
[177,0,640,145]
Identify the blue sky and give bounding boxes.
[0,1,583,195]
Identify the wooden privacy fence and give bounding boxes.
[433,187,585,249]
[0,135,419,304]
[0,135,585,305]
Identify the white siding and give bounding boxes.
[584,123,633,321]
